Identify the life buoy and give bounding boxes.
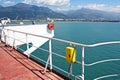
[47,23,54,30]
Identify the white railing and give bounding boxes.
[1,28,120,80]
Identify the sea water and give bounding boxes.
[53,22,120,80]
[29,22,120,80]
[5,22,120,80]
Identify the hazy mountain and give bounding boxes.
[0,3,67,20]
[64,8,120,21]
[0,5,3,7]
[0,5,3,9]
[0,3,120,21]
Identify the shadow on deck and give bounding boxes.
[0,42,68,80]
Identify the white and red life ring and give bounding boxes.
[47,23,54,30]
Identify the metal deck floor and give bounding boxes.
[0,42,64,80]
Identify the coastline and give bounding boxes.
[11,19,120,23]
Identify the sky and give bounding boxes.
[0,0,120,13]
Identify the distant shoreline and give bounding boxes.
[11,20,120,22]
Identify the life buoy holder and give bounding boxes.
[47,23,54,30]
[66,47,76,63]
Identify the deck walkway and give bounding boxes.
[0,42,64,80]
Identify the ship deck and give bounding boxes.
[0,42,64,80]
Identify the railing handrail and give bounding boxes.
[2,28,120,80]
[4,28,120,48]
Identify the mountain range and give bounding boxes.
[64,8,120,21]
[0,3,120,21]
[0,3,67,20]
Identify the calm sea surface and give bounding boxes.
[5,22,120,80]
[30,22,120,80]
[54,22,120,80]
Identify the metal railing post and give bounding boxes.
[26,33,30,57]
[6,29,9,45]
[12,31,15,49]
[49,39,52,71]
[81,47,85,80]
[43,39,52,73]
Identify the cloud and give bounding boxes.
[107,5,120,13]
[22,0,70,6]
[3,0,15,5]
[22,0,33,4]
[83,4,120,13]
[56,4,120,13]
[84,4,106,9]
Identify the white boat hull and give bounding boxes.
[1,24,54,56]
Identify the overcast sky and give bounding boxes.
[0,0,120,13]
